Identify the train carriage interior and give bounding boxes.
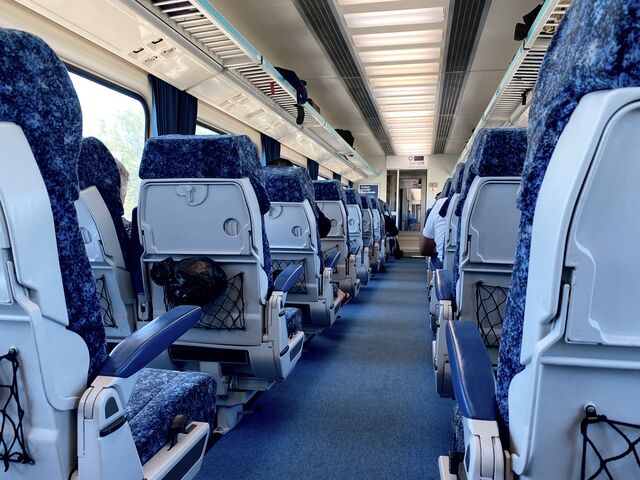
[1,0,639,479]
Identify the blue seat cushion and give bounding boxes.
[452,405,465,453]
[344,187,362,206]
[78,136,131,269]
[497,0,640,426]
[0,29,107,380]
[139,134,274,291]
[284,307,302,337]
[126,368,216,465]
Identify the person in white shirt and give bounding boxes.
[420,195,448,268]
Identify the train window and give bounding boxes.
[69,71,148,219]
[195,123,223,135]
[318,175,329,181]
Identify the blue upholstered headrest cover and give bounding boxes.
[496,0,640,427]
[263,166,316,206]
[78,137,131,266]
[0,29,107,379]
[452,162,466,194]
[455,128,527,216]
[367,195,379,212]
[441,177,452,198]
[140,134,270,215]
[313,180,347,205]
[344,187,362,207]
[359,193,371,210]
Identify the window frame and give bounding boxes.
[195,121,226,135]
[65,63,151,138]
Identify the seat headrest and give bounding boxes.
[0,28,107,380]
[0,29,83,205]
[140,134,270,214]
[344,187,362,206]
[452,162,466,194]
[518,0,640,214]
[263,165,316,207]
[469,128,527,177]
[441,177,452,198]
[359,193,370,210]
[78,137,124,219]
[367,195,379,211]
[313,180,347,204]
[456,128,527,216]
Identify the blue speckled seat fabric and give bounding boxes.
[441,177,452,198]
[0,28,108,380]
[496,0,640,426]
[438,162,466,217]
[140,134,274,291]
[264,166,323,270]
[126,368,216,465]
[78,136,131,268]
[452,128,527,287]
[284,307,302,337]
[0,28,215,465]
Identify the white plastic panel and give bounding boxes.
[565,102,640,346]
[465,179,521,265]
[265,202,313,250]
[139,180,253,256]
[347,205,363,237]
[317,201,346,238]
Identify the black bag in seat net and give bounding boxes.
[151,257,227,308]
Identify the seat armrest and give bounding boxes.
[446,321,497,421]
[325,251,342,269]
[100,305,202,378]
[274,264,303,293]
[349,244,361,256]
[434,269,454,301]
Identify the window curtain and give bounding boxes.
[348,180,354,188]
[307,158,319,180]
[149,75,197,136]
[260,133,281,166]
[333,172,342,181]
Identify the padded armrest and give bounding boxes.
[349,244,361,256]
[325,251,342,269]
[446,321,497,421]
[274,264,303,293]
[434,269,454,301]
[100,305,202,378]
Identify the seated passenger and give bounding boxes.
[420,192,447,268]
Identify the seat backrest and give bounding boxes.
[77,137,131,266]
[497,0,640,430]
[0,28,107,383]
[76,137,136,339]
[0,29,110,478]
[440,177,453,199]
[457,128,527,265]
[138,135,272,339]
[263,165,321,286]
[344,188,364,250]
[358,192,374,247]
[452,128,527,287]
[376,198,386,237]
[366,194,381,241]
[313,180,349,259]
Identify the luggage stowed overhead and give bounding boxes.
[336,129,355,148]
[275,66,308,125]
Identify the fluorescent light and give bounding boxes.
[383,110,434,118]
[385,121,435,128]
[353,30,443,48]
[389,129,433,134]
[366,63,440,76]
[381,103,436,112]
[370,75,438,87]
[374,85,437,97]
[377,95,436,105]
[359,47,440,63]
[344,8,444,28]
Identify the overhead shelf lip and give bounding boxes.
[139,0,376,179]
[457,0,571,162]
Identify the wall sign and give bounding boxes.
[359,183,379,199]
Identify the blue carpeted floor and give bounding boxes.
[198,257,453,479]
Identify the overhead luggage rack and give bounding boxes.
[138,0,376,178]
[458,0,572,160]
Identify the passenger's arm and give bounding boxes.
[420,236,437,257]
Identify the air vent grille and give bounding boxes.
[294,0,395,155]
